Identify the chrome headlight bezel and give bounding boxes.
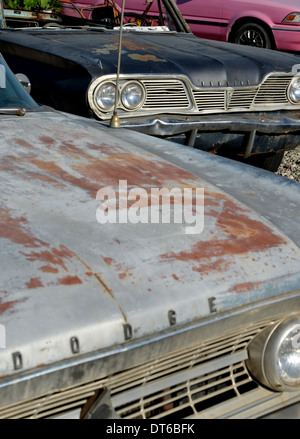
[120,81,146,111]
[94,81,116,112]
[246,314,300,392]
[288,76,300,104]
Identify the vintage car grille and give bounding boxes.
[192,75,293,112]
[89,73,296,119]
[136,74,293,113]
[141,79,190,109]
[2,316,299,419]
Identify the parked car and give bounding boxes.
[111,0,300,52]
[0,52,300,419]
[2,0,300,172]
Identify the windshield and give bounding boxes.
[0,55,40,110]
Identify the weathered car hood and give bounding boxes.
[0,29,299,87]
[1,110,300,374]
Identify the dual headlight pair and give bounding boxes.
[94,80,146,112]
[247,314,300,392]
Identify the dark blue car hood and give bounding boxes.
[0,28,298,86]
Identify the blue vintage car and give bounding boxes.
[1,0,300,171]
[0,53,299,419]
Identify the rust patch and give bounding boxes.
[192,257,230,275]
[92,39,119,54]
[0,296,25,315]
[102,257,114,266]
[229,282,263,293]
[118,270,133,280]
[22,171,65,188]
[129,54,167,62]
[13,138,33,149]
[29,158,99,198]
[77,153,202,188]
[0,207,49,248]
[26,278,44,289]
[39,136,56,147]
[22,245,75,271]
[160,198,287,264]
[58,275,82,285]
[122,39,161,53]
[39,265,59,274]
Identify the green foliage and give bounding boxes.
[5,0,61,12]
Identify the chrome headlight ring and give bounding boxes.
[246,314,300,392]
[94,81,116,112]
[288,76,300,104]
[120,81,146,110]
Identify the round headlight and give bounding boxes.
[246,315,300,392]
[95,82,116,112]
[121,81,145,110]
[288,76,300,103]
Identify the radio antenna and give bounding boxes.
[110,0,126,128]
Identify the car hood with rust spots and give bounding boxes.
[0,110,300,374]
[0,29,299,87]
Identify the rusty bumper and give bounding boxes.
[117,110,300,154]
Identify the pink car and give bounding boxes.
[173,0,300,52]
[59,0,300,52]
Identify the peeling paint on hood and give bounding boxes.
[0,110,300,374]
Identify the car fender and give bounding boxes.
[224,11,275,42]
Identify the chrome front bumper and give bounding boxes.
[114,110,300,153]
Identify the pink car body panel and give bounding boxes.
[173,0,300,52]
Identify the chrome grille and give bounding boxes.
[193,91,225,110]
[0,317,287,419]
[254,75,293,104]
[141,80,190,109]
[188,74,292,112]
[228,89,257,109]
[91,73,296,119]
[110,321,267,419]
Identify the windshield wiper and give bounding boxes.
[0,108,26,116]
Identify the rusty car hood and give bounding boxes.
[0,29,299,87]
[1,110,300,374]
